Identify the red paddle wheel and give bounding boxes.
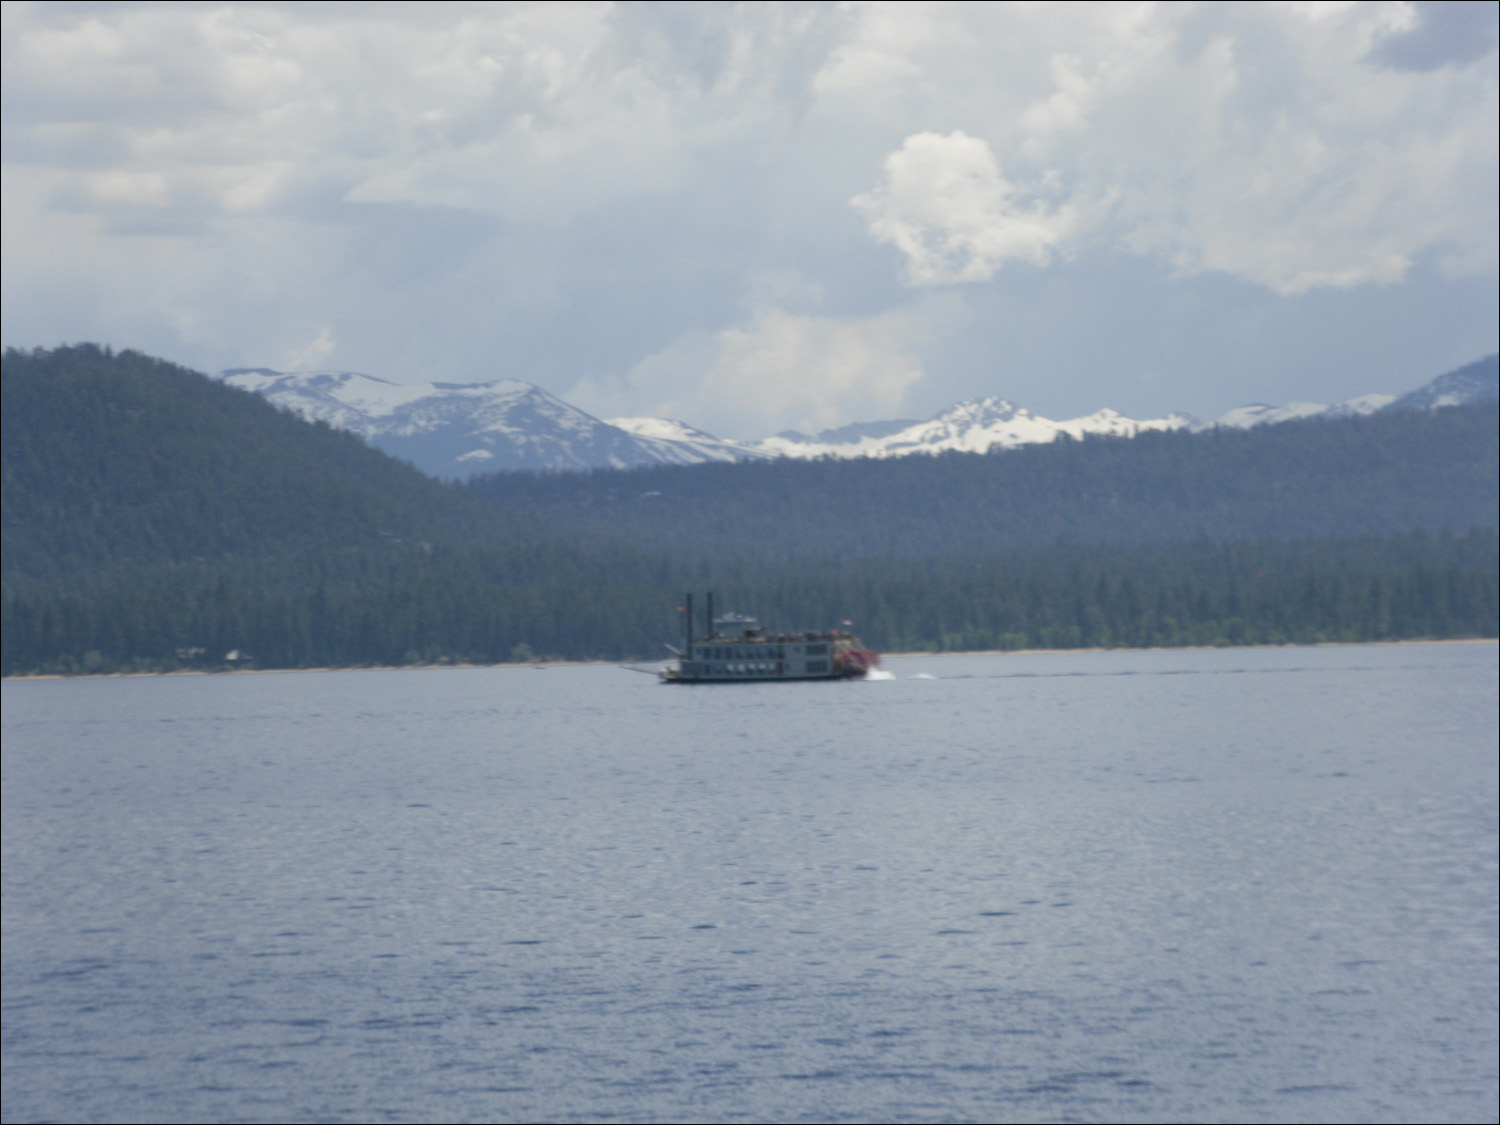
[835,648,882,676]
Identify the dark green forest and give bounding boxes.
[463,400,1498,556]
[3,344,1496,675]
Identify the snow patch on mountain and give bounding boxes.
[219,369,755,479]
[605,417,772,463]
[758,397,1192,460]
[1205,356,1495,431]
[1386,354,1498,412]
[1209,393,1396,430]
[771,419,922,447]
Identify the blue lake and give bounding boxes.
[3,643,1497,1123]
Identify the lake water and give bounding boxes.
[3,643,1496,1124]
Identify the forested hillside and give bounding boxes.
[3,344,1495,675]
[1,344,512,589]
[464,403,1498,557]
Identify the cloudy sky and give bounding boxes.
[3,1,1496,439]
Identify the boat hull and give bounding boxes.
[662,597,879,684]
[660,638,880,684]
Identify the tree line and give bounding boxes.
[5,531,1493,675]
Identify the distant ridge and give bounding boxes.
[466,401,1498,558]
[1207,355,1497,430]
[1205,393,1397,430]
[603,416,773,465]
[1387,354,1498,411]
[756,354,1498,456]
[219,369,765,479]
[221,354,1500,477]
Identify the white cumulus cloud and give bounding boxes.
[851,130,1076,285]
[849,2,1497,295]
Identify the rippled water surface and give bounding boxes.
[4,643,1497,1123]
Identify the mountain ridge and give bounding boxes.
[223,353,1498,479]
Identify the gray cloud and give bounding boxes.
[1370,0,1499,70]
[2,1,1495,433]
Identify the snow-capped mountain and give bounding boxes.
[1386,353,1498,411]
[219,369,762,479]
[222,353,1496,479]
[1203,355,1495,429]
[762,356,1496,457]
[769,418,921,447]
[604,417,772,465]
[1205,393,1397,430]
[758,398,1192,460]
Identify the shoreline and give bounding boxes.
[5,636,1494,681]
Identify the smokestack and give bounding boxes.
[707,592,715,638]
